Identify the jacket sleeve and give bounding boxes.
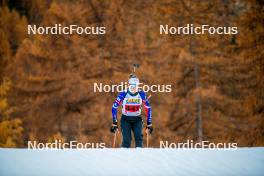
[139,91,152,125]
[112,91,126,122]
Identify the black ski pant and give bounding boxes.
[121,115,143,148]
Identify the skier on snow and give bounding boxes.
[110,74,153,148]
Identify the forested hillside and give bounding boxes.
[0,0,263,147]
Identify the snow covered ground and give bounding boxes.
[0,148,264,176]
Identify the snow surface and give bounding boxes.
[0,148,264,176]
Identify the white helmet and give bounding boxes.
[128,75,139,85]
[128,75,139,93]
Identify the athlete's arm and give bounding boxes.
[139,91,152,125]
[112,91,126,122]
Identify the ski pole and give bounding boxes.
[147,94,151,99]
[145,129,149,148]
[113,130,118,148]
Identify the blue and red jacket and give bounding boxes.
[112,90,152,125]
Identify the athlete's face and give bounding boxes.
[129,84,138,93]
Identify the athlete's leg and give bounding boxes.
[121,116,132,148]
[132,117,143,147]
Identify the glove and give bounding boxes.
[110,121,118,133]
[146,124,153,134]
